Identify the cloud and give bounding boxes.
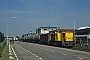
[64,12,77,17]
[6,10,43,15]
[38,13,42,14]
[7,10,24,14]
[73,5,90,13]
[20,0,42,7]
[20,0,25,2]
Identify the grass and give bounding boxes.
[72,44,90,52]
[0,41,4,46]
[0,45,9,60]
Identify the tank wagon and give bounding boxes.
[26,33,36,42]
[20,34,28,42]
[20,33,41,43]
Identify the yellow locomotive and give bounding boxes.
[13,37,19,41]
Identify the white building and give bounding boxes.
[36,27,58,34]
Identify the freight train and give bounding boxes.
[39,29,76,47]
[20,29,76,47]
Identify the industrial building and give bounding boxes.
[75,26,90,45]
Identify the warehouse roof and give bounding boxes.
[77,26,90,30]
[38,27,57,29]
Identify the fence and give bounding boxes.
[0,41,7,57]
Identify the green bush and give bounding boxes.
[0,31,4,42]
[0,52,1,57]
[0,41,7,57]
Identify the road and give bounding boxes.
[11,41,90,60]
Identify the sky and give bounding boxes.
[0,0,90,37]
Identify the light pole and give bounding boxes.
[74,20,75,35]
[74,20,76,46]
[7,18,8,45]
[7,16,16,45]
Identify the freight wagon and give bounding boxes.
[40,31,56,45]
[34,34,41,43]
